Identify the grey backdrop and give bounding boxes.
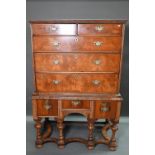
[26,0,129,116]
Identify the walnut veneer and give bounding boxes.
[30,20,126,151]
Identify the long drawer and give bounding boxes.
[33,36,122,52]
[35,73,119,93]
[34,53,121,72]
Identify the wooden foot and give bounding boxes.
[108,120,118,151]
[34,118,43,148]
[101,119,119,151]
[57,119,65,149]
[87,119,95,150]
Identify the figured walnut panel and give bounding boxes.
[94,101,121,119]
[37,99,58,116]
[31,24,76,35]
[35,73,119,93]
[33,36,122,52]
[33,36,77,52]
[34,53,121,72]
[78,24,122,36]
[62,100,90,109]
[78,36,122,52]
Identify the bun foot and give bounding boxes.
[58,145,65,149]
[109,146,117,151]
[88,146,94,150]
[35,140,43,148]
[109,140,117,151]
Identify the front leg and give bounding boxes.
[57,118,65,149]
[108,120,119,151]
[87,118,95,150]
[34,118,43,148]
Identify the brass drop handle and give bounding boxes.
[50,26,57,31]
[95,25,104,31]
[71,100,81,106]
[92,80,101,85]
[45,26,57,32]
[93,59,101,65]
[53,59,60,65]
[52,41,61,47]
[52,80,61,85]
[93,41,103,46]
[100,103,110,112]
[44,100,52,110]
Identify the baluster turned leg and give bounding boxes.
[57,119,65,149]
[87,119,95,150]
[34,118,43,148]
[108,120,119,151]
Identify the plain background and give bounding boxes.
[26,0,129,116]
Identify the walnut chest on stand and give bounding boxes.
[30,20,126,151]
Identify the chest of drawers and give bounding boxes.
[30,20,126,151]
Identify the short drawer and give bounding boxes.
[36,99,58,116]
[95,101,121,119]
[62,100,90,109]
[35,73,119,93]
[33,36,77,52]
[31,24,76,35]
[34,53,121,72]
[33,36,122,52]
[77,36,122,52]
[78,24,122,36]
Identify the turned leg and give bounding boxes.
[57,119,65,149]
[87,119,95,150]
[108,120,119,151]
[34,118,43,148]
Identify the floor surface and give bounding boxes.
[26,119,129,155]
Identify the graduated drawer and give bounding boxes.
[95,101,121,119]
[34,53,121,72]
[36,99,58,116]
[31,24,76,35]
[78,24,122,36]
[33,36,122,52]
[35,73,119,93]
[62,100,90,109]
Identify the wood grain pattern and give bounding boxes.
[31,24,76,35]
[30,20,126,150]
[34,53,121,72]
[37,99,58,116]
[33,36,122,52]
[94,101,121,119]
[35,73,119,93]
[78,24,122,36]
[62,100,90,109]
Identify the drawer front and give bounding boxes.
[78,24,122,36]
[33,36,122,52]
[33,36,77,52]
[78,36,122,52]
[31,24,76,35]
[37,99,58,116]
[95,101,121,119]
[62,100,90,109]
[34,53,121,72]
[36,73,119,93]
